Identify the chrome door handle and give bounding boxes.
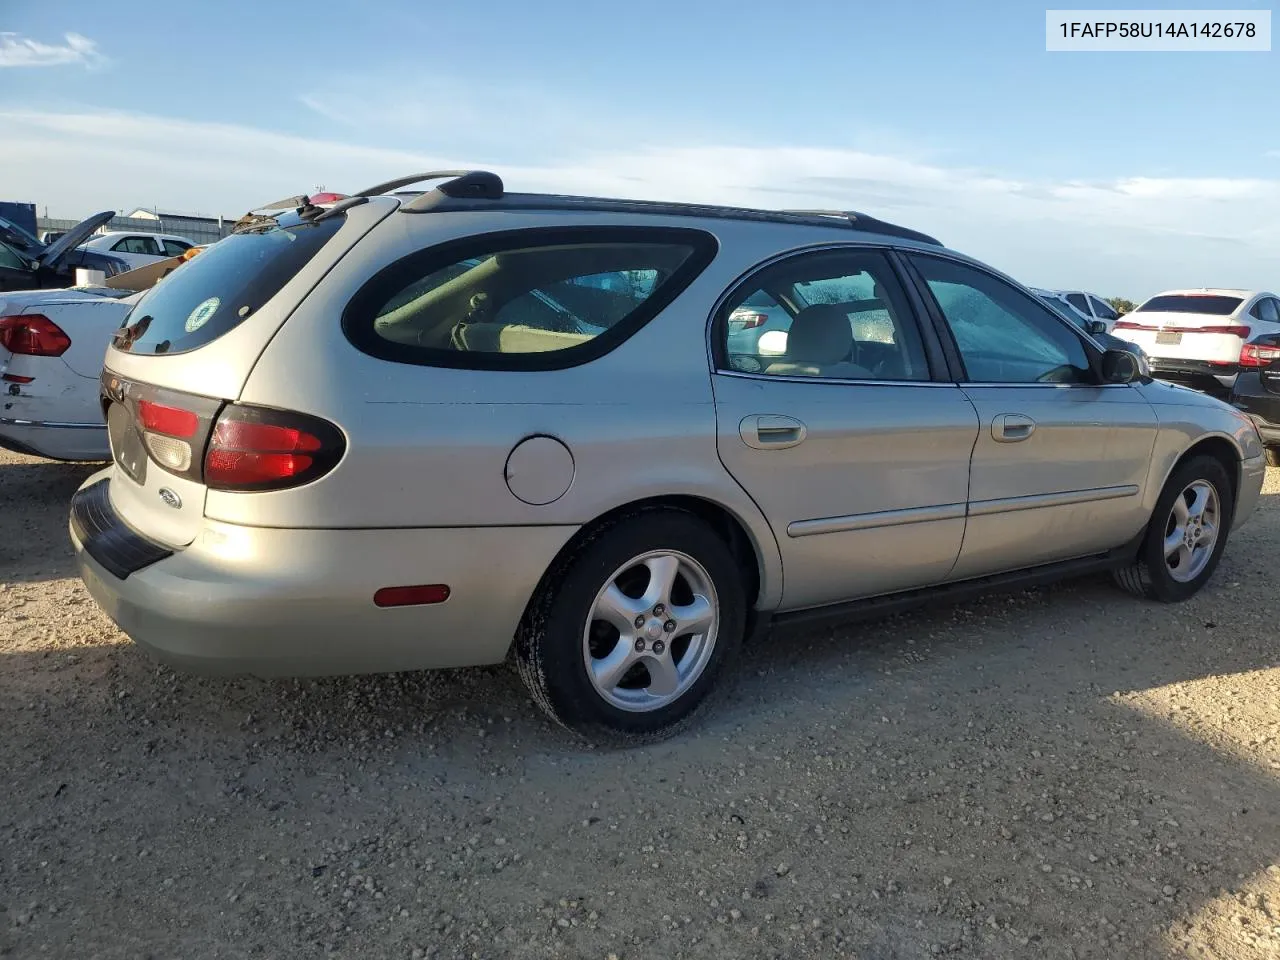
[740,414,807,450]
[992,413,1036,442]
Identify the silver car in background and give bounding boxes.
[71,172,1267,743]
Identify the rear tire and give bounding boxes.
[1266,447,1280,468]
[1112,455,1233,602]
[515,509,746,744]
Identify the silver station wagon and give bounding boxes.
[70,171,1267,742]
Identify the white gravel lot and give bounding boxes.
[1,448,1278,960]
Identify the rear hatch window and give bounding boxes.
[112,211,344,356]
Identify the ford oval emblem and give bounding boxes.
[158,487,182,509]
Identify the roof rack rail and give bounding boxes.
[780,209,942,246]
[352,170,504,200]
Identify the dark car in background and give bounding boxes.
[0,211,129,293]
[1228,332,1280,465]
[1035,290,1152,375]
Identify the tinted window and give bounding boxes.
[0,217,41,254]
[162,239,192,257]
[1136,294,1243,315]
[344,228,715,370]
[913,256,1092,384]
[113,212,346,355]
[1089,296,1118,320]
[0,241,27,272]
[1065,293,1090,314]
[717,249,931,381]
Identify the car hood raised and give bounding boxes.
[36,211,116,270]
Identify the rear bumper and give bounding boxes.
[1148,358,1237,397]
[70,471,578,677]
[0,417,109,462]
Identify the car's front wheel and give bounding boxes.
[1113,454,1234,602]
[515,509,746,744]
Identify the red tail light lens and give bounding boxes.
[137,399,199,438]
[1112,320,1148,331]
[1240,343,1280,367]
[0,314,71,357]
[1197,324,1251,338]
[731,311,768,329]
[204,405,344,491]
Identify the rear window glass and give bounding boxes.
[1136,294,1243,315]
[343,227,716,370]
[112,212,345,355]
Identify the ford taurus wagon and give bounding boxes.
[70,171,1267,742]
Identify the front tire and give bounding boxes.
[1112,455,1234,602]
[515,509,746,744]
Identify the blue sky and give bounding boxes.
[2,0,1278,298]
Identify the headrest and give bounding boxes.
[785,303,853,364]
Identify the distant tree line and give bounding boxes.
[1107,297,1138,315]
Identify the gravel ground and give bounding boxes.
[2,448,1279,960]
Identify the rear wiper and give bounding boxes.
[231,192,328,235]
[231,212,280,235]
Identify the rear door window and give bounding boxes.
[342,227,717,370]
[161,239,192,257]
[113,212,347,355]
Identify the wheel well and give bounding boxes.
[1174,436,1240,502]
[558,496,762,606]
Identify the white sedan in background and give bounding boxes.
[79,231,197,269]
[0,249,200,461]
[0,287,139,460]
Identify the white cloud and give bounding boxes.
[3,106,1278,300]
[0,32,104,69]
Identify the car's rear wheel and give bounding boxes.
[1112,455,1233,602]
[515,509,746,744]
[1265,447,1280,468]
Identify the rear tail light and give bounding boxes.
[1112,320,1149,331]
[204,405,345,491]
[137,399,200,473]
[731,312,768,329]
[138,400,199,437]
[1196,324,1251,337]
[0,314,71,357]
[1240,343,1280,367]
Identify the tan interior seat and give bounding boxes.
[764,303,873,379]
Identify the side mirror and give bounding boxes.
[1101,348,1140,384]
[1087,319,1107,336]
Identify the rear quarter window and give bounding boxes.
[342,227,718,371]
[113,212,345,355]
